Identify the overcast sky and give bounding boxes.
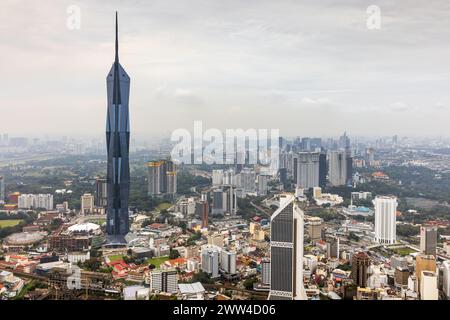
[1,0,450,139]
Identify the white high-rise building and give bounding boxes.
[18,194,53,210]
[223,169,235,186]
[81,193,94,214]
[238,168,256,194]
[374,196,398,244]
[443,260,450,299]
[220,249,236,274]
[212,170,224,186]
[420,271,438,300]
[201,245,220,278]
[269,194,306,300]
[328,150,347,186]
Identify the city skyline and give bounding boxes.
[2,0,450,137]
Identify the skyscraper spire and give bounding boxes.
[106,11,130,246]
[115,11,119,63]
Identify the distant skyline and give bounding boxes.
[2,0,450,137]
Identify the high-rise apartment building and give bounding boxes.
[18,194,54,210]
[149,269,178,294]
[257,174,268,196]
[196,200,209,228]
[269,194,306,300]
[351,251,371,288]
[293,152,319,189]
[95,178,107,207]
[147,160,177,196]
[318,152,327,188]
[328,150,347,186]
[211,186,236,216]
[106,13,130,245]
[220,249,236,274]
[238,168,256,194]
[374,196,398,244]
[261,258,271,286]
[201,245,220,278]
[420,225,437,256]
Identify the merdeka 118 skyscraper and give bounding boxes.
[105,12,130,245]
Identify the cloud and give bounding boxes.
[1,0,450,137]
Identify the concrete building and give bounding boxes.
[420,225,437,256]
[149,269,178,294]
[294,152,319,189]
[18,194,53,210]
[261,259,270,286]
[328,150,347,186]
[95,178,107,207]
[212,169,224,186]
[415,254,436,290]
[211,186,236,216]
[147,160,177,196]
[394,266,409,288]
[220,250,236,274]
[326,236,340,259]
[201,245,220,278]
[80,193,94,215]
[238,168,256,194]
[307,217,323,243]
[269,194,306,300]
[442,260,450,299]
[373,196,398,244]
[420,271,438,300]
[257,174,269,196]
[351,251,371,288]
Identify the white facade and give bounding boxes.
[201,245,220,278]
[443,260,450,299]
[420,271,438,300]
[18,194,53,210]
[80,193,94,214]
[220,249,236,274]
[212,170,223,186]
[374,196,398,244]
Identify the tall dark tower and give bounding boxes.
[105,12,130,245]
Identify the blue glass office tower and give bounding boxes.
[106,12,130,245]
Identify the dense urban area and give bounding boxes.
[1,133,450,300]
